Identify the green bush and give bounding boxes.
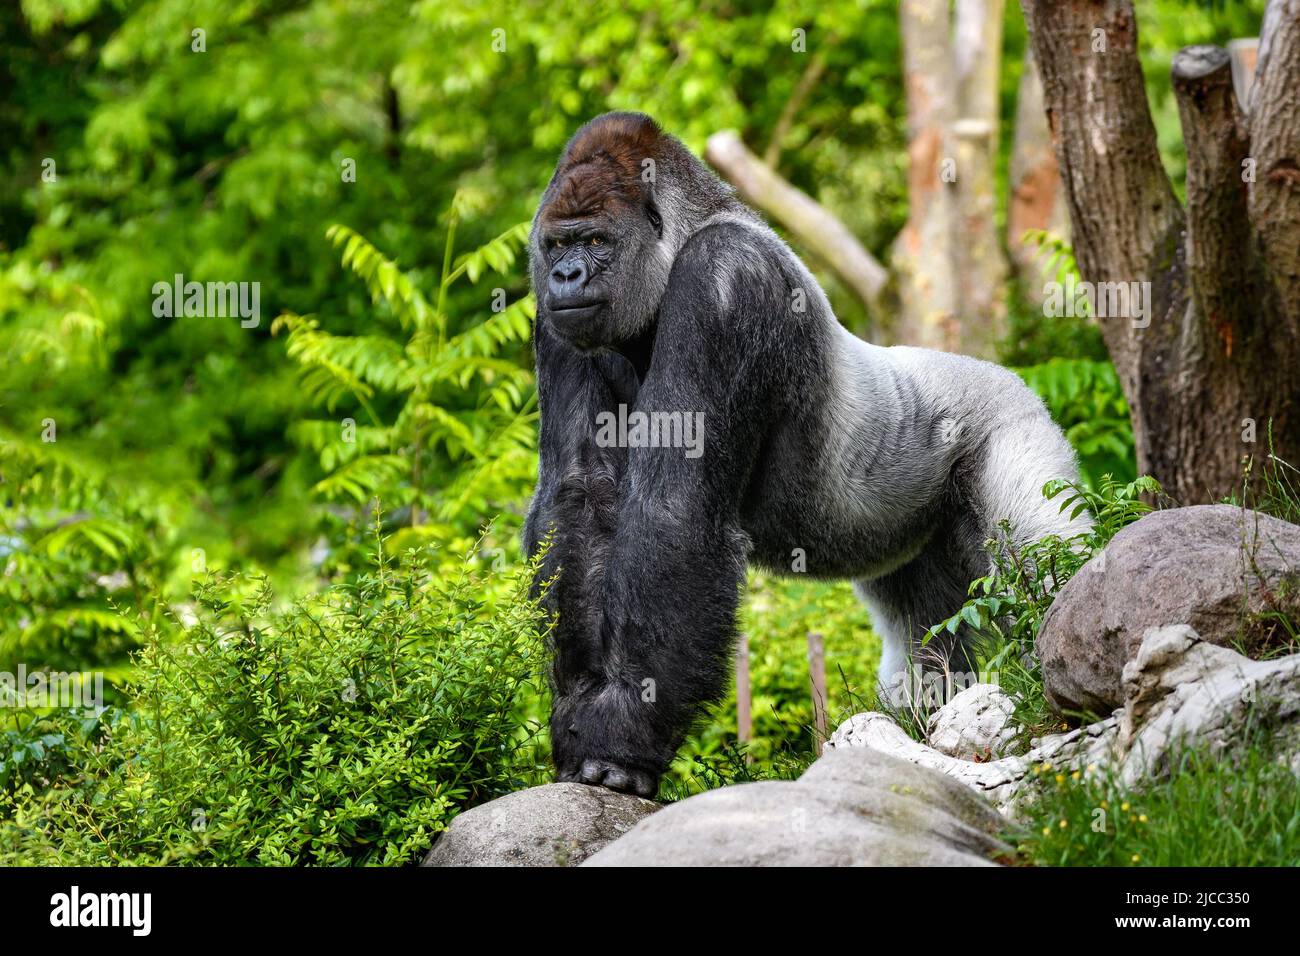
[1015,359,1135,488]
[0,538,548,866]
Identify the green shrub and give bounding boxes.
[0,538,548,866]
[275,197,538,563]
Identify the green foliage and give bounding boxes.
[926,475,1162,737]
[0,424,167,693]
[996,232,1135,486]
[1008,732,1300,867]
[1,710,113,796]
[0,535,549,866]
[275,202,537,557]
[999,227,1110,365]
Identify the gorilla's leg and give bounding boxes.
[854,504,991,704]
[860,414,1089,706]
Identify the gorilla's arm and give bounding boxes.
[551,222,792,792]
[525,318,639,691]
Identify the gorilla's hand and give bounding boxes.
[550,681,669,798]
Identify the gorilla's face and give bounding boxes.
[535,202,665,352]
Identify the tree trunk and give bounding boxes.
[894,0,1010,357]
[1020,0,1300,503]
[953,0,1010,355]
[1007,45,1070,304]
[893,0,960,351]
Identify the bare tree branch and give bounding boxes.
[764,51,828,170]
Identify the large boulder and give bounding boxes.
[421,783,659,867]
[1037,505,1300,713]
[581,747,1009,866]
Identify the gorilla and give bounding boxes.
[523,112,1083,797]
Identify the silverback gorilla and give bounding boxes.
[523,112,1083,797]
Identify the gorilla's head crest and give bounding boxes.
[530,112,692,353]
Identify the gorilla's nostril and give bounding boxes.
[548,258,589,293]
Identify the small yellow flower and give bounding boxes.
[1059,819,1068,828]
[1042,826,1051,836]
[1139,814,1148,823]
[1054,773,1066,785]
[1121,802,1130,812]
[1131,854,1140,863]
[1071,770,1081,781]
[1100,800,1109,810]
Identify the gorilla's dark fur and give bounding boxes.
[524,112,1083,797]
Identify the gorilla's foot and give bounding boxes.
[560,759,658,798]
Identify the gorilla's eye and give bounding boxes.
[588,236,604,247]
[551,238,568,251]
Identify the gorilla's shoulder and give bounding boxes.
[678,213,776,259]
[666,214,810,321]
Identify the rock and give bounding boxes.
[829,707,1120,814]
[1117,623,1300,783]
[828,624,1300,811]
[421,782,659,867]
[926,683,1018,758]
[582,748,1010,866]
[1037,505,1300,713]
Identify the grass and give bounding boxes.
[1007,732,1300,866]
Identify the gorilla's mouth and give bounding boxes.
[548,299,607,320]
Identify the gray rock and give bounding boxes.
[926,683,1018,758]
[1117,623,1300,783]
[581,748,1009,866]
[827,624,1300,812]
[421,782,659,867]
[829,707,1120,814]
[1037,505,1300,713]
